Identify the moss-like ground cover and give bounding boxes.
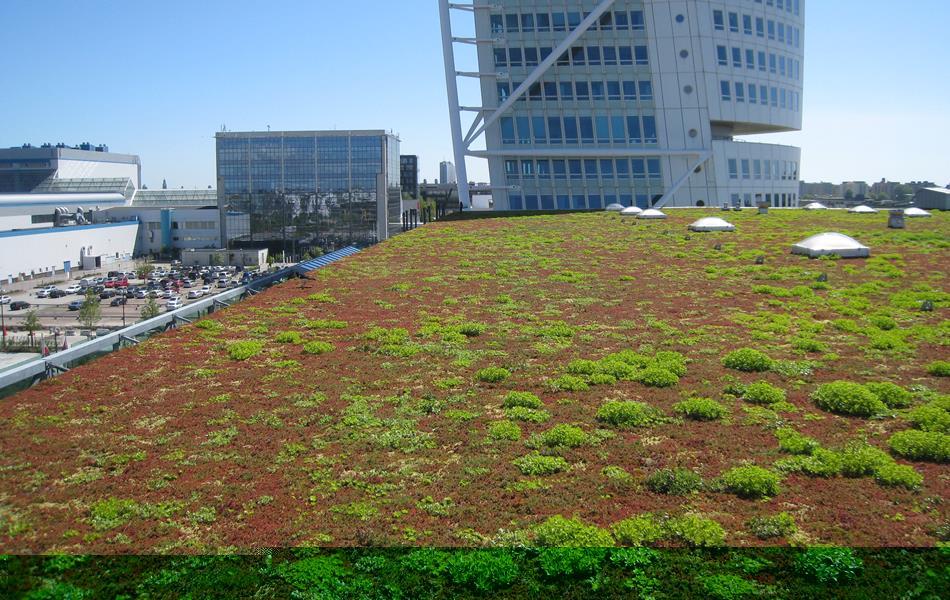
[0,209,947,552]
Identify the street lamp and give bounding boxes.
[53,328,61,353]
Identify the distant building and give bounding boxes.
[400,155,419,199]
[216,130,401,258]
[839,181,869,197]
[800,182,838,198]
[439,161,457,185]
[913,187,950,211]
[0,143,141,194]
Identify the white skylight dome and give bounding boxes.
[688,217,736,232]
[791,232,870,258]
[620,206,643,216]
[804,202,828,210]
[605,203,625,212]
[848,205,878,214]
[904,207,932,217]
[637,209,667,220]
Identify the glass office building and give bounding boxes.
[215,130,401,257]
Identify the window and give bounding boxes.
[587,46,601,65]
[505,159,518,177]
[552,12,566,31]
[505,14,519,33]
[741,159,750,179]
[717,45,728,66]
[584,159,598,179]
[728,159,738,179]
[591,81,605,100]
[614,11,629,30]
[575,81,589,100]
[746,49,755,69]
[728,12,739,32]
[509,47,522,67]
[596,116,610,142]
[600,159,614,179]
[732,47,742,68]
[501,117,515,144]
[642,116,658,143]
[622,81,637,100]
[632,159,646,180]
[560,81,573,100]
[610,116,627,144]
[603,46,617,65]
[524,47,538,67]
[564,117,578,143]
[753,160,762,179]
[497,82,510,102]
[571,46,585,66]
[720,80,731,100]
[743,15,753,35]
[631,10,645,30]
[548,117,563,143]
[627,116,642,143]
[756,17,765,37]
[607,81,621,100]
[493,49,507,67]
[490,14,503,34]
[758,51,767,71]
[537,160,551,179]
[521,13,534,32]
[616,159,630,179]
[553,160,566,179]
[579,117,594,143]
[735,82,745,102]
[532,116,547,143]
[544,81,557,100]
[619,47,633,65]
[634,45,648,65]
[569,160,582,180]
[516,116,530,144]
[536,13,550,32]
[748,84,757,104]
[638,80,653,100]
[713,10,724,30]
[647,159,661,179]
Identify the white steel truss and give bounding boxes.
[440,0,710,209]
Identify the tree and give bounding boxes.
[140,297,161,320]
[79,290,102,331]
[136,261,154,282]
[23,309,41,347]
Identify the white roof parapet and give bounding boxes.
[791,232,870,259]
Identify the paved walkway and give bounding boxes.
[0,352,41,371]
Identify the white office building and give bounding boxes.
[441,0,804,210]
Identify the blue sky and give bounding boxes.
[1,0,947,189]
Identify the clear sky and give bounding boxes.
[1,0,947,189]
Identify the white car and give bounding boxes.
[166,298,182,311]
[187,289,204,299]
[0,295,11,305]
[200,285,212,295]
[36,286,55,298]
[64,284,82,294]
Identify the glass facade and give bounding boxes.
[216,131,401,257]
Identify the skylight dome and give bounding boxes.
[620,206,643,216]
[689,217,736,232]
[804,202,828,210]
[791,232,870,258]
[637,209,667,220]
[605,203,624,212]
[848,205,878,214]
[904,207,932,217]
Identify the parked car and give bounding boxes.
[0,295,11,305]
[67,300,84,311]
[99,289,117,299]
[166,298,182,311]
[110,296,127,306]
[10,301,30,310]
[134,289,148,299]
[36,287,55,298]
[200,285,212,295]
[216,278,230,288]
[64,284,82,294]
[48,289,67,298]
[187,289,204,299]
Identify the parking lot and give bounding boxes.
[0,264,256,334]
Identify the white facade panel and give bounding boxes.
[0,222,137,281]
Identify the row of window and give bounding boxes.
[490,10,645,35]
[509,193,658,212]
[753,0,801,17]
[719,80,801,112]
[500,114,658,146]
[717,45,801,81]
[713,9,801,49]
[503,158,663,181]
[732,191,799,209]
[494,44,649,69]
[497,79,654,104]
[727,158,799,181]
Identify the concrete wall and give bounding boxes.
[0,222,137,281]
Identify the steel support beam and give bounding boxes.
[463,0,616,145]
[439,0,472,208]
[652,151,714,209]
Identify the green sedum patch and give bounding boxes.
[811,381,887,417]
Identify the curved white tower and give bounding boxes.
[441,0,804,210]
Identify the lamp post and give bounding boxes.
[0,300,5,351]
[53,328,60,354]
[122,296,126,327]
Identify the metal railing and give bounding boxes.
[0,246,359,398]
